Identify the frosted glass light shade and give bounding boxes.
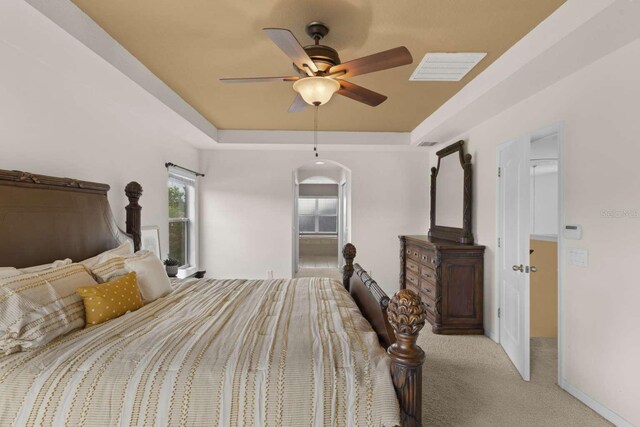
[293,77,340,106]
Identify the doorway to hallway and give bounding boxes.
[497,124,562,383]
[292,160,350,280]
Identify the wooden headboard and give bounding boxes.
[0,169,142,268]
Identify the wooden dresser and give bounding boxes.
[400,235,485,335]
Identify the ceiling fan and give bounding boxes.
[220,22,413,112]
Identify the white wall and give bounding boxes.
[199,149,429,294]
[531,165,559,236]
[432,39,640,425]
[0,0,201,258]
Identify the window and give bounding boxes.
[298,197,337,234]
[168,169,197,269]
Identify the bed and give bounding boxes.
[0,169,426,426]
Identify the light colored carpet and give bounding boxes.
[293,272,608,426]
[419,331,611,426]
[295,267,342,281]
[299,255,339,268]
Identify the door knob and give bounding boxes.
[512,264,524,272]
[530,266,537,273]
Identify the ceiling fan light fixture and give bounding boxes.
[293,77,340,106]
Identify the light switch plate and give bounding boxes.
[567,248,589,267]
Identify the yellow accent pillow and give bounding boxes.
[76,272,143,326]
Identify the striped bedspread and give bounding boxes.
[0,277,400,426]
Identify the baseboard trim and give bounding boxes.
[561,380,633,427]
[485,327,499,343]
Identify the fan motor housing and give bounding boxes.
[292,21,340,74]
[302,45,340,73]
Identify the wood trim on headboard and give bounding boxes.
[0,169,142,267]
[0,169,110,193]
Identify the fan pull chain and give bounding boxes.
[313,104,319,157]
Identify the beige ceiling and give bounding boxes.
[71,0,565,132]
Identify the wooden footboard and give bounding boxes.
[342,244,426,427]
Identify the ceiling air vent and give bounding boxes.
[418,141,438,147]
[410,52,487,82]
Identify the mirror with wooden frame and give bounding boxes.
[428,140,474,244]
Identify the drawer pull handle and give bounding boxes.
[424,302,431,308]
[407,249,411,254]
[421,255,427,260]
[425,288,431,293]
[414,252,418,257]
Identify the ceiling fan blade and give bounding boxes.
[220,76,299,83]
[328,46,413,78]
[337,80,387,107]
[263,28,318,76]
[288,94,307,113]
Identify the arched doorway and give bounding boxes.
[292,160,351,278]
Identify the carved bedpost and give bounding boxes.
[342,243,356,290]
[387,289,426,427]
[125,181,143,252]
[399,236,407,290]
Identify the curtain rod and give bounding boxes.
[165,162,205,177]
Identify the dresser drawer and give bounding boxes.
[421,294,436,315]
[420,265,436,282]
[420,278,436,298]
[406,245,422,262]
[406,259,420,275]
[405,271,420,289]
[418,248,438,267]
[407,282,421,298]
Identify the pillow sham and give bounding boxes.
[0,268,20,279]
[123,251,173,303]
[77,272,143,326]
[0,263,97,354]
[80,241,133,270]
[0,258,73,279]
[21,258,72,273]
[90,255,128,283]
[88,251,172,303]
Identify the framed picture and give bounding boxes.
[141,226,161,259]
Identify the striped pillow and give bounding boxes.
[90,256,128,283]
[0,263,97,354]
[89,250,154,284]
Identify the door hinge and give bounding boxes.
[498,237,501,248]
[498,308,501,318]
[498,167,501,178]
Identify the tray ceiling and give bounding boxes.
[71,0,565,132]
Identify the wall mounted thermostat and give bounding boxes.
[563,224,583,240]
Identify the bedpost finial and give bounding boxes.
[388,288,426,426]
[125,181,143,200]
[125,181,143,252]
[388,289,426,336]
[341,243,356,291]
[342,243,356,262]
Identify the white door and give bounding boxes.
[293,181,300,274]
[498,136,531,381]
[338,183,344,267]
[339,181,349,267]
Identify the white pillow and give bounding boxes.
[123,252,172,303]
[80,241,133,269]
[0,258,72,279]
[0,268,20,279]
[21,258,72,273]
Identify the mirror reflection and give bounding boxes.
[435,153,464,228]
